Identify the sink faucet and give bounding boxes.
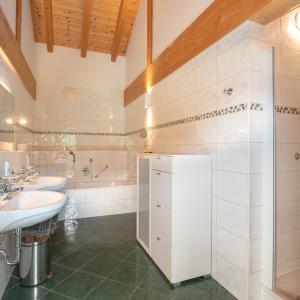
[0,179,21,201]
[12,166,38,182]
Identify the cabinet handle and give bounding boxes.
[156,157,161,160]
[156,172,161,175]
[156,204,161,208]
[156,237,161,241]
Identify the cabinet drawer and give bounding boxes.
[151,206,172,279]
[152,155,172,173]
[151,170,172,210]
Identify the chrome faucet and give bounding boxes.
[0,179,20,201]
[69,151,76,163]
[12,166,38,182]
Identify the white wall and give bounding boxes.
[125,0,214,86]
[21,0,36,74]
[35,44,125,105]
[153,0,214,59]
[125,0,147,86]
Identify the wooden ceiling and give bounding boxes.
[30,0,140,60]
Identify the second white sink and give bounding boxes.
[16,176,67,191]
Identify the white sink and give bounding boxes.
[16,176,67,191]
[0,191,66,233]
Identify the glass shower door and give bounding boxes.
[137,156,150,250]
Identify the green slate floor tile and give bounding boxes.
[101,243,135,260]
[55,250,93,269]
[81,255,121,277]
[125,247,153,267]
[139,267,174,295]
[40,263,76,290]
[2,285,48,300]
[40,291,73,300]
[85,279,134,300]
[77,239,110,255]
[3,214,236,300]
[108,261,149,287]
[53,271,103,299]
[5,276,20,290]
[129,288,172,300]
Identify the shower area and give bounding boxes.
[270,6,300,300]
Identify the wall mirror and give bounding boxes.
[0,83,15,146]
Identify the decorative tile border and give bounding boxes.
[2,103,264,139]
[275,105,300,115]
[34,130,123,136]
[125,102,263,136]
[0,130,14,134]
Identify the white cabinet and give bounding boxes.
[137,154,211,284]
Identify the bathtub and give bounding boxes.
[60,179,136,220]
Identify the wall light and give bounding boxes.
[18,117,28,126]
[5,118,13,125]
[146,108,153,128]
[63,87,79,100]
[296,12,300,32]
[144,85,153,109]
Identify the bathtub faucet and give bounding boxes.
[100,164,109,174]
[69,151,76,163]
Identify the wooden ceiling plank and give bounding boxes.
[44,0,54,52]
[0,6,36,99]
[147,0,153,66]
[111,0,129,62]
[124,0,273,106]
[250,0,300,24]
[31,0,139,56]
[16,0,22,45]
[81,0,93,57]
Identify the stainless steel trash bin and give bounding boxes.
[19,239,50,286]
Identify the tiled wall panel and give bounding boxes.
[125,23,254,299]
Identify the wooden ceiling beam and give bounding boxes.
[16,0,22,45]
[81,0,93,57]
[124,0,273,106]
[250,0,300,25]
[44,0,54,52]
[111,0,129,62]
[147,0,153,66]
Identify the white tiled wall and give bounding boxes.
[0,151,28,298]
[125,18,292,298]
[31,150,134,189]
[34,87,124,149]
[61,184,136,220]
[125,22,257,299]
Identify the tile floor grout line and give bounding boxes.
[81,278,105,300]
[127,263,151,300]
[80,246,139,299]
[40,289,76,300]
